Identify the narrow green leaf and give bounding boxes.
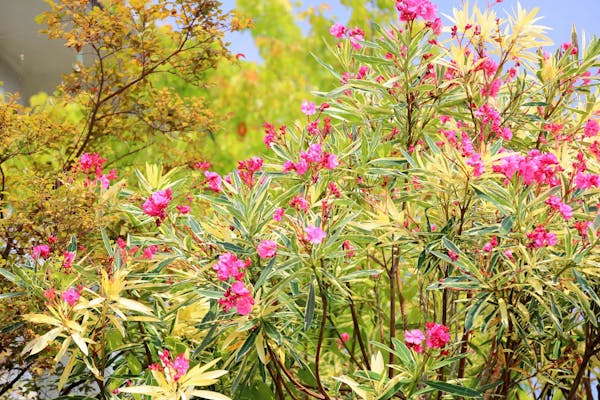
[304,282,316,331]
[424,381,482,398]
[66,235,77,253]
[0,291,27,300]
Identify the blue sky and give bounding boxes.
[221,0,599,62]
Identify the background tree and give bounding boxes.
[0,0,241,395]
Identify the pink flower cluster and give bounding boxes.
[62,250,76,271]
[32,244,50,260]
[212,253,254,315]
[213,253,249,281]
[301,100,316,116]
[142,188,173,222]
[263,122,287,148]
[77,153,117,189]
[527,225,557,248]
[574,172,600,190]
[493,150,561,186]
[237,157,264,187]
[337,332,350,349]
[545,195,573,220]
[395,0,437,22]
[304,225,326,244]
[283,143,338,175]
[405,322,450,353]
[204,171,223,193]
[62,287,81,306]
[148,350,189,382]
[329,23,365,50]
[257,240,277,259]
[475,104,512,140]
[218,281,255,316]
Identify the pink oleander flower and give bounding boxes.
[574,172,600,189]
[527,225,557,248]
[482,236,498,252]
[98,169,118,189]
[425,322,450,349]
[142,245,159,260]
[212,253,249,281]
[301,100,316,116]
[78,152,106,175]
[504,249,514,261]
[193,160,211,170]
[330,23,346,38]
[218,281,254,315]
[482,78,502,98]
[117,237,127,249]
[405,329,425,353]
[396,0,437,22]
[176,205,190,214]
[343,240,356,258]
[305,225,326,244]
[237,156,264,187]
[204,171,223,193]
[574,220,592,238]
[143,188,173,220]
[348,27,365,50]
[584,119,599,137]
[257,240,277,259]
[478,57,498,78]
[273,207,285,221]
[322,153,339,170]
[32,244,50,260]
[290,195,310,211]
[337,332,350,349]
[466,153,485,177]
[448,250,459,261]
[329,182,341,198]
[44,288,57,301]
[301,143,323,163]
[62,287,80,306]
[545,195,573,220]
[171,353,189,381]
[62,251,75,271]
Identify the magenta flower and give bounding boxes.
[545,195,573,220]
[301,100,316,116]
[396,0,437,22]
[425,322,450,349]
[405,329,425,353]
[62,251,75,271]
[212,253,249,281]
[32,244,50,260]
[448,250,459,261]
[257,240,277,259]
[273,207,285,221]
[343,240,356,258]
[527,225,557,248]
[218,281,254,315]
[204,171,223,193]
[574,172,600,190]
[62,287,80,306]
[78,152,106,175]
[330,23,346,38]
[176,205,190,214]
[305,225,326,244]
[584,119,599,137]
[142,245,159,260]
[337,332,350,349]
[290,195,310,212]
[237,156,264,187]
[142,188,173,220]
[172,353,189,381]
